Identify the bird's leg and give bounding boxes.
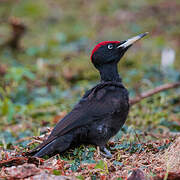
[100,146,112,158]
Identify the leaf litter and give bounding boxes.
[0,132,180,179]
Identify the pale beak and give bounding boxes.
[117,32,149,49]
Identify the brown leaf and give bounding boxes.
[1,163,40,179]
[127,169,147,180]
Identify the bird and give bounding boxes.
[29,32,148,158]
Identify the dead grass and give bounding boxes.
[1,135,180,179]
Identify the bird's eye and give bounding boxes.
[108,44,113,49]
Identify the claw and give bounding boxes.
[100,147,112,158]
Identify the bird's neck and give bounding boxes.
[98,63,122,82]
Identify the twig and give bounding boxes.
[0,157,43,168]
[0,17,26,51]
[129,82,180,106]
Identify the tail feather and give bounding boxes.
[33,134,73,158]
[33,139,56,158]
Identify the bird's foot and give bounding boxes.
[100,146,112,158]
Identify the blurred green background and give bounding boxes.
[0,0,179,148]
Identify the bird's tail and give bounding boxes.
[33,139,56,158]
[33,135,73,158]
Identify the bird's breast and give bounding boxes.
[97,86,129,110]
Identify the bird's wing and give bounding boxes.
[31,82,126,152]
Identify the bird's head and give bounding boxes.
[91,32,148,68]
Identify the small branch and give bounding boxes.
[129,82,180,106]
[7,17,26,50]
[0,156,43,168]
[0,17,26,51]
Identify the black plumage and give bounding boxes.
[30,33,148,158]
